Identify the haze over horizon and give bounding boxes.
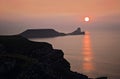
[0,0,120,35]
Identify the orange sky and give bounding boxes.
[0,0,120,34]
[0,0,120,18]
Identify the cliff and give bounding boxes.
[0,35,107,79]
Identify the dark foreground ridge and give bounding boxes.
[20,27,85,38]
[0,35,107,79]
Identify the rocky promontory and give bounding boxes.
[67,27,85,35]
[20,28,85,38]
[0,35,107,79]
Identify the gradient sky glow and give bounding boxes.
[0,0,120,34]
[0,0,120,17]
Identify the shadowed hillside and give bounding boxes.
[0,35,107,79]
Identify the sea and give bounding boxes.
[30,29,120,79]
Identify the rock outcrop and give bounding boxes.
[0,35,107,79]
[67,28,85,35]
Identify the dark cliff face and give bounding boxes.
[0,35,88,79]
[0,35,107,79]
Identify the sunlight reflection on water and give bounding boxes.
[82,32,94,74]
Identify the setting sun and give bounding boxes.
[84,17,90,22]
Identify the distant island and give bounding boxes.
[20,27,85,38]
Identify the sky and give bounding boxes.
[0,0,120,34]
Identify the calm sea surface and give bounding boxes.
[30,30,120,79]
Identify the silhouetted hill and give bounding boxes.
[20,28,85,38]
[0,35,107,79]
[20,29,65,38]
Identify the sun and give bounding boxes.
[84,17,90,22]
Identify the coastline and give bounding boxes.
[0,35,107,79]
